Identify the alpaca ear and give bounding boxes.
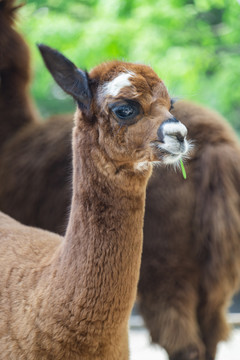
[38,44,91,111]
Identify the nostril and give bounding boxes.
[175,132,185,143]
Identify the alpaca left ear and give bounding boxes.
[38,44,91,111]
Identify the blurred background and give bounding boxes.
[18,0,240,131]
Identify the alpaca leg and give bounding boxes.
[160,305,206,360]
[198,301,230,360]
[138,282,206,360]
[169,344,204,360]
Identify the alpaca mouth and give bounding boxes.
[152,137,192,165]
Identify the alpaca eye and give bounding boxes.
[110,100,140,124]
[115,105,134,119]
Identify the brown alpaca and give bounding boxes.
[0,45,189,359]
[1,3,240,360]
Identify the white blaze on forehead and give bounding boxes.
[101,71,135,98]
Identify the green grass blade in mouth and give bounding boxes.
[180,159,187,179]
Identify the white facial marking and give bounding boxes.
[159,121,188,156]
[158,136,189,155]
[155,120,193,165]
[162,122,188,138]
[101,71,135,98]
[163,153,182,165]
[159,140,194,166]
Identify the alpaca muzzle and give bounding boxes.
[156,118,190,164]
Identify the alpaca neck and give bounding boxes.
[0,70,37,149]
[57,126,152,338]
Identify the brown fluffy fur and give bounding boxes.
[139,100,240,360]
[0,0,38,150]
[1,3,240,360]
[0,41,187,358]
[0,0,71,231]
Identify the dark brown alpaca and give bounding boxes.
[138,100,240,360]
[0,44,189,359]
[0,0,72,231]
[1,2,240,360]
[0,0,38,150]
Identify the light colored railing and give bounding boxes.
[228,313,240,326]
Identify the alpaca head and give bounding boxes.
[38,45,190,170]
[0,0,30,79]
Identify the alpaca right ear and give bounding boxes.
[38,44,91,112]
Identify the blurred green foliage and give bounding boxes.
[18,0,240,131]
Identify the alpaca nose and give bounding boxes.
[157,117,187,143]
